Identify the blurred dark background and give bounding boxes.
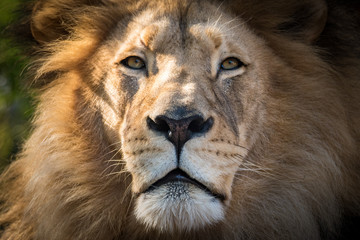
[0,0,34,171]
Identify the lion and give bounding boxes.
[0,0,359,239]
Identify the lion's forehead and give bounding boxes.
[117,5,251,58]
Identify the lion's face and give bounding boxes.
[94,2,270,232]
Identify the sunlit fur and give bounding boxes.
[0,0,359,239]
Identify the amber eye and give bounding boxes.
[120,56,145,70]
[220,57,243,70]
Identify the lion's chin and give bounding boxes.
[134,182,225,232]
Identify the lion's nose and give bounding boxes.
[147,114,213,156]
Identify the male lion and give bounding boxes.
[1,0,359,239]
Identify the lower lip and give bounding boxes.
[145,179,226,201]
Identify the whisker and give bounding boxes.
[101,154,133,178]
[213,13,223,28]
[235,163,278,179]
[237,144,249,150]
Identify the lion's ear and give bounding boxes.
[231,0,328,43]
[31,1,69,43]
[30,0,103,43]
[275,0,328,43]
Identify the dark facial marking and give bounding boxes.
[120,73,140,100]
[212,87,239,137]
[178,2,192,47]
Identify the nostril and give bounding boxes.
[146,116,170,133]
[188,117,214,134]
[188,118,203,133]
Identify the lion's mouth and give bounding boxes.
[145,168,226,201]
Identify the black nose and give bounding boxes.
[147,114,213,157]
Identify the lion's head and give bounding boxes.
[1,0,360,239]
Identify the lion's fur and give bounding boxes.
[1,0,360,239]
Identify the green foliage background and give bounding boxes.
[0,0,34,170]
